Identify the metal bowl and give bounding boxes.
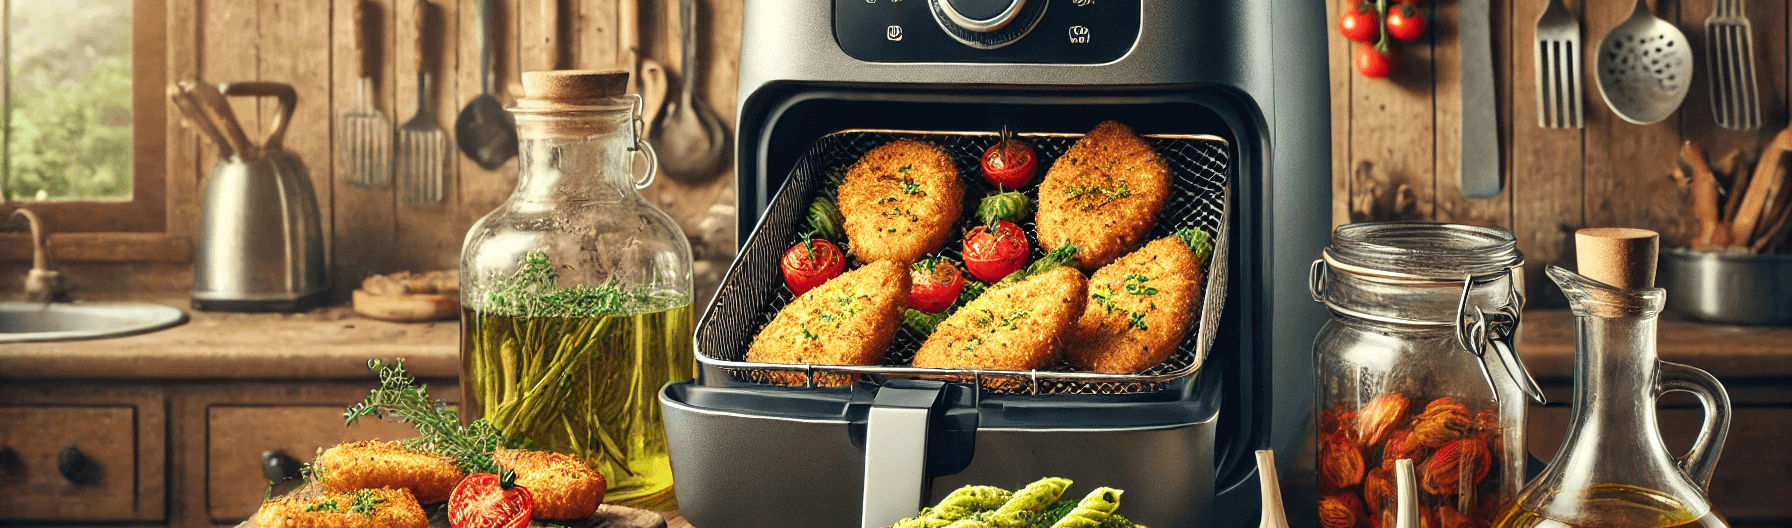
[1660,247,1792,325]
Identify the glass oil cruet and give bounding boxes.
[1495,228,1732,528]
[459,70,694,511]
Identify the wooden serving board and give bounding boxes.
[236,503,668,528]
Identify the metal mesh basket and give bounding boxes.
[696,129,1232,395]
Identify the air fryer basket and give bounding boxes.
[696,128,1232,395]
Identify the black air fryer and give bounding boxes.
[659,2,1331,527]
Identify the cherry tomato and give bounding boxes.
[1386,4,1425,43]
[963,221,1029,283]
[1337,2,1379,44]
[448,473,534,528]
[1355,44,1392,79]
[981,139,1038,189]
[782,238,846,296]
[909,257,966,313]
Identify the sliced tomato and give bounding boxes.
[782,238,846,296]
[980,139,1038,189]
[963,221,1030,283]
[448,473,533,528]
[909,257,966,313]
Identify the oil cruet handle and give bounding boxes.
[1656,360,1732,489]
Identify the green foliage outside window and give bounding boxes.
[4,0,134,201]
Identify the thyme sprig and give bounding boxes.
[344,359,509,477]
[476,251,682,318]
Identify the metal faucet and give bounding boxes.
[11,209,68,302]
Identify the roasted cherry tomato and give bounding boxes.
[448,473,534,528]
[1338,2,1380,44]
[980,139,1038,189]
[1355,44,1392,79]
[909,257,967,313]
[781,238,846,296]
[963,221,1030,283]
[1386,4,1425,43]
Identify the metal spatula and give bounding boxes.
[341,0,392,187]
[1705,0,1760,130]
[1534,0,1583,128]
[397,0,448,205]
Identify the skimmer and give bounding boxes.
[1595,0,1693,125]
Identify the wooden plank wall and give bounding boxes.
[164,0,742,299]
[1328,0,1790,305]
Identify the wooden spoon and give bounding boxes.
[1728,127,1792,246]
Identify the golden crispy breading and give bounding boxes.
[252,487,428,528]
[1037,120,1171,270]
[913,266,1088,372]
[313,441,466,504]
[838,140,965,264]
[1065,236,1204,374]
[749,260,910,386]
[493,449,606,520]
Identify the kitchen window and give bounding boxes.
[1,0,166,239]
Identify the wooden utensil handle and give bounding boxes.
[1730,128,1792,245]
[354,0,371,77]
[1682,141,1725,249]
[414,0,426,73]
[544,0,561,69]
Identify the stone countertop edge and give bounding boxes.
[0,297,460,380]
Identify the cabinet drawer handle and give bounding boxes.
[0,447,22,480]
[57,445,99,486]
[262,450,303,482]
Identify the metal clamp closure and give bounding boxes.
[1453,271,1545,404]
[628,94,657,190]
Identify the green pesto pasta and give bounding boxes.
[993,477,1073,516]
[1048,487,1123,528]
[894,486,1015,528]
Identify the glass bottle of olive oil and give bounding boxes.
[460,71,693,511]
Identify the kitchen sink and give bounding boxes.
[0,302,189,343]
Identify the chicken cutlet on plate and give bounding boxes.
[837,140,965,264]
[748,260,911,385]
[314,441,466,504]
[1037,120,1171,270]
[493,448,606,520]
[251,487,428,528]
[1065,233,1210,374]
[913,266,1088,372]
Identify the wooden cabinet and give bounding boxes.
[0,386,165,523]
[205,404,423,522]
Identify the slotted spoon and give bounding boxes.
[1595,0,1693,125]
[1705,0,1760,130]
[1534,0,1583,128]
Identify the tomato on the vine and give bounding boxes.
[1354,45,1392,79]
[1337,2,1379,44]
[963,221,1030,283]
[448,473,534,528]
[909,257,966,313]
[1386,3,1425,43]
[981,139,1038,189]
[781,237,846,296]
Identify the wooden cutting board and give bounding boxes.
[236,503,668,528]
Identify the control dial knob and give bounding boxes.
[929,0,1047,49]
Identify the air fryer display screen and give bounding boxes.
[834,0,1140,63]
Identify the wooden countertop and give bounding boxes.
[1517,309,1792,380]
[0,297,459,380]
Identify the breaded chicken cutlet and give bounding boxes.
[912,266,1088,372]
[838,140,965,264]
[1065,235,1208,374]
[1037,120,1171,270]
[493,448,606,520]
[314,441,465,504]
[748,260,911,385]
[252,487,428,528]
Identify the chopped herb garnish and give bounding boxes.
[1123,274,1159,296]
[304,500,342,513]
[1065,180,1135,211]
[347,489,385,516]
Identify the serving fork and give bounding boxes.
[1705,0,1761,130]
[1534,0,1583,128]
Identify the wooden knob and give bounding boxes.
[1575,228,1659,289]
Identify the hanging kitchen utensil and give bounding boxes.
[1494,229,1731,528]
[397,0,450,205]
[167,83,234,159]
[453,0,517,171]
[1705,0,1761,130]
[1534,0,1584,128]
[650,0,730,182]
[621,0,669,140]
[1461,0,1500,197]
[1595,0,1693,125]
[1255,450,1288,528]
[341,0,394,187]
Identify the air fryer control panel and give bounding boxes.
[834,0,1140,63]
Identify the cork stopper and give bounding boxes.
[1575,228,1659,289]
[518,69,629,107]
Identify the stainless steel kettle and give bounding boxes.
[181,81,326,311]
